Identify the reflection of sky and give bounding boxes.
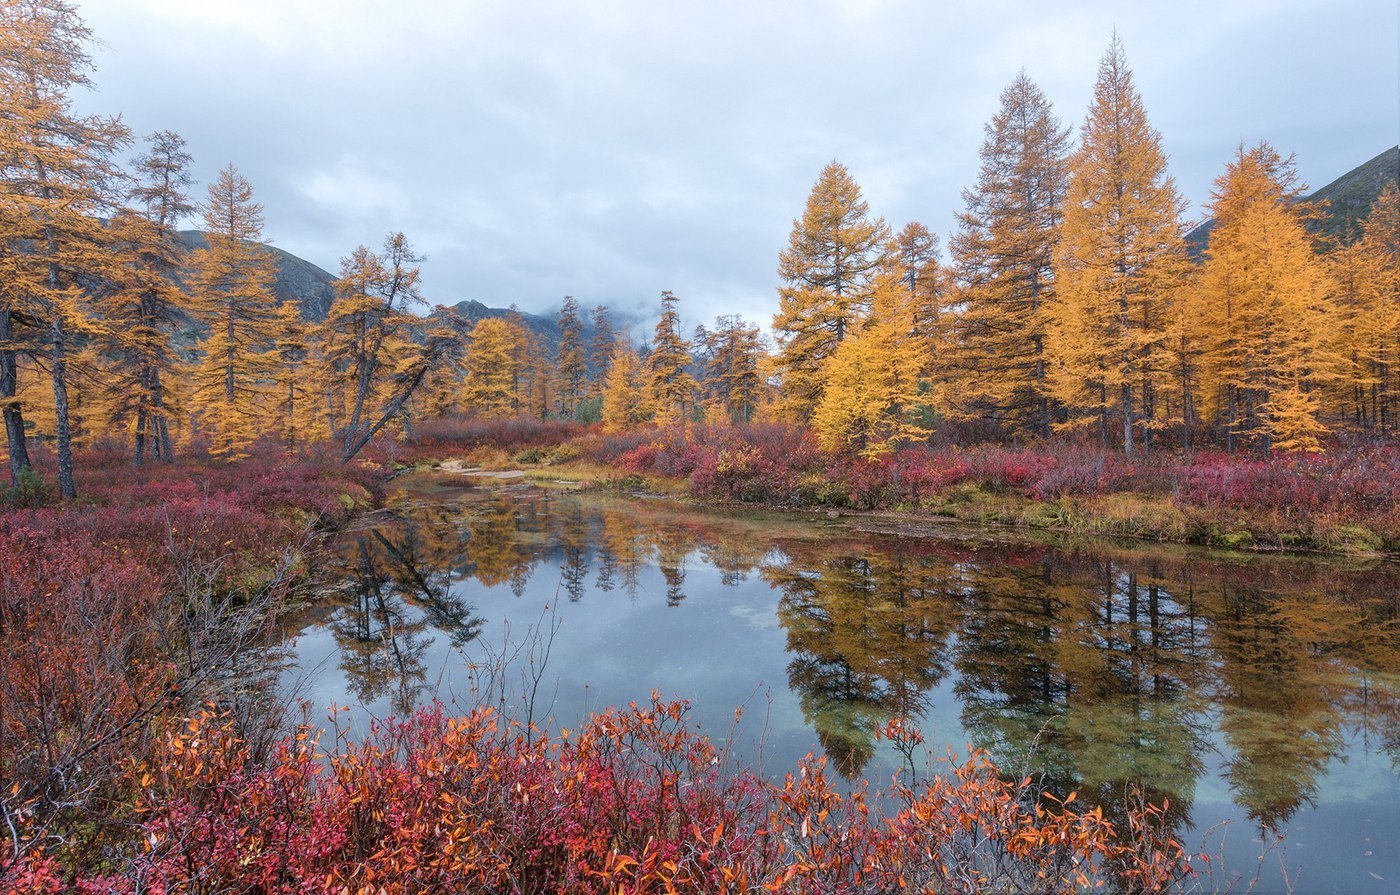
[281,488,1400,893]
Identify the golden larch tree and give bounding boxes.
[188,164,279,461]
[1328,183,1399,432]
[95,130,195,464]
[601,338,649,433]
[0,0,130,494]
[773,161,889,418]
[949,72,1070,436]
[461,316,530,417]
[1196,143,1336,452]
[813,267,931,458]
[645,290,697,428]
[1044,35,1187,454]
[270,301,312,451]
[319,233,431,461]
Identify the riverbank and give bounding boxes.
[0,443,388,878]
[405,419,1400,558]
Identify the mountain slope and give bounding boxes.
[1185,145,1399,255]
[175,230,338,321]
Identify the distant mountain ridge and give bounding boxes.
[172,234,572,347]
[1185,145,1399,255]
[175,230,339,321]
[438,299,593,352]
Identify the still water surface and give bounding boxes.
[282,475,1400,893]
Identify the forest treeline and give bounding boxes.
[3,3,1397,504]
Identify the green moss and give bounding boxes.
[1330,524,1382,554]
[1218,530,1255,549]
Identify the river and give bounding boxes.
[279,473,1400,892]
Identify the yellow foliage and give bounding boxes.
[1044,35,1188,454]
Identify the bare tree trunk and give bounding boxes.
[49,314,76,499]
[1,307,33,484]
[151,367,174,462]
[134,369,148,466]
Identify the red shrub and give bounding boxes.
[8,696,1197,894]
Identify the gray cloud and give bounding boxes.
[73,0,1398,328]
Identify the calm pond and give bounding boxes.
[281,474,1400,892]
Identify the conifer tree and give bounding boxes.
[554,294,586,416]
[1196,143,1335,451]
[461,316,530,417]
[645,290,697,427]
[813,270,930,458]
[97,130,195,464]
[320,232,429,461]
[773,162,889,418]
[1044,36,1187,454]
[588,303,617,392]
[889,221,945,375]
[188,164,279,461]
[270,301,310,451]
[698,314,764,424]
[1330,184,1399,432]
[601,339,649,433]
[949,72,1070,435]
[0,0,130,493]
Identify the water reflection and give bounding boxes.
[299,479,1400,852]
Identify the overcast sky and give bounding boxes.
[73,0,1399,329]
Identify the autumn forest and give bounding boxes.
[4,0,1399,892]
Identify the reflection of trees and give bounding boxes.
[326,497,487,714]
[1053,563,1206,833]
[555,499,592,602]
[331,536,434,716]
[1207,587,1368,829]
[768,542,958,780]
[597,508,645,598]
[466,494,532,588]
[955,555,1209,833]
[653,526,692,607]
[317,483,1400,838]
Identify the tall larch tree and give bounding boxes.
[949,72,1070,436]
[1044,36,1187,454]
[0,0,130,494]
[269,300,310,451]
[773,161,889,418]
[645,290,697,427]
[188,164,279,461]
[554,294,586,417]
[813,267,931,458]
[1196,143,1335,452]
[97,130,195,464]
[889,221,946,387]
